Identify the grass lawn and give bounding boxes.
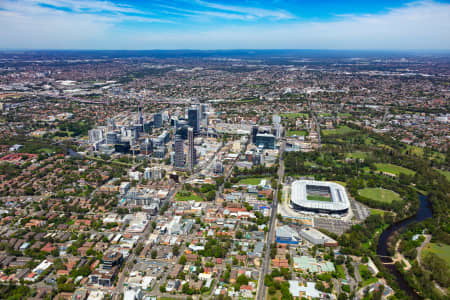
[403,145,446,163]
[338,113,352,117]
[359,265,378,286]
[422,243,450,266]
[374,163,416,176]
[322,126,358,136]
[370,208,387,216]
[175,191,204,201]
[336,265,346,279]
[281,112,308,118]
[346,152,369,160]
[287,130,308,137]
[362,277,379,287]
[437,169,450,182]
[359,188,401,203]
[38,148,54,154]
[307,195,332,202]
[239,177,269,185]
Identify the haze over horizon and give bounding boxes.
[1,0,450,50]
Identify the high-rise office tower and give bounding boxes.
[188,106,200,134]
[107,118,115,131]
[153,113,163,128]
[138,106,143,126]
[200,104,208,120]
[174,134,185,170]
[187,127,195,171]
[272,114,281,125]
[252,125,259,144]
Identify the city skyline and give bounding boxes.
[1,0,450,50]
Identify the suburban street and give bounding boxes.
[256,139,285,300]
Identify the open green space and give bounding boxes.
[175,190,204,201]
[370,208,386,216]
[359,264,378,286]
[280,112,308,118]
[287,130,308,137]
[346,152,369,160]
[359,188,401,203]
[362,277,379,287]
[336,265,346,279]
[37,148,55,154]
[402,145,446,163]
[322,126,358,136]
[374,163,415,176]
[238,177,269,185]
[437,169,450,182]
[318,113,332,117]
[307,195,332,202]
[422,243,450,266]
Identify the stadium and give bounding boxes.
[290,180,350,215]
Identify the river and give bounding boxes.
[376,194,433,299]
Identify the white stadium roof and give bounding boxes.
[291,180,350,212]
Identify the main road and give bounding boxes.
[256,140,285,300]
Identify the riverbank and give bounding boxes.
[376,193,432,299]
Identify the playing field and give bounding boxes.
[238,177,269,185]
[307,195,332,202]
[422,243,450,266]
[280,112,308,118]
[322,126,358,136]
[346,152,368,159]
[437,169,450,181]
[374,163,416,176]
[370,208,386,216]
[175,191,203,201]
[287,130,308,137]
[358,188,401,203]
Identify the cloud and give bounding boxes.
[195,0,295,20]
[0,0,449,49]
[35,0,144,14]
[155,1,293,21]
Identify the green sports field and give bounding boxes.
[287,130,308,137]
[358,188,401,203]
[346,152,368,159]
[422,243,450,266]
[175,191,204,201]
[238,177,269,185]
[374,163,416,176]
[322,126,358,136]
[437,169,450,181]
[280,112,308,118]
[307,195,332,202]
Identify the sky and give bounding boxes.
[0,0,449,50]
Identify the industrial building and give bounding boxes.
[275,225,301,245]
[299,227,338,247]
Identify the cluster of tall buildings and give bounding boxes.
[172,104,208,171]
[88,103,212,172]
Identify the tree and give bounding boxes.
[179,255,187,265]
[206,190,216,201]
[172,245,180,256]
[236,274,249,287]
[151,250,157,259]
[182,282,190,294]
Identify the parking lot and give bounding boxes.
[313,217,352,235]
[351,199,370,221]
